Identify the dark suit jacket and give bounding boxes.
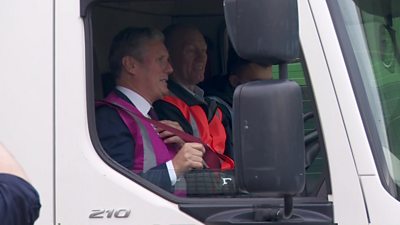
[0,174,41,225]
[96,89,173,192]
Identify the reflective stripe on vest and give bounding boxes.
[128,113,156,172]
[168,92,201,139]
[163,95,226,155]
[189,111,201,138]
[215,107,222,120]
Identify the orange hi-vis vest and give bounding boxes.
[164,95,226,152]
[160,81,233,170]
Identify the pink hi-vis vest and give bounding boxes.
[97,92,176,173]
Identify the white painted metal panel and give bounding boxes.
[0,1,54,224]
[300,1,368,224]
[361,176,400,225]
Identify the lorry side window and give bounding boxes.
[85,0,330,200]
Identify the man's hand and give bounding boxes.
[172,143,205,177]
[156,120,185,148]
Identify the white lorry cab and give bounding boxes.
[1,0,400,224]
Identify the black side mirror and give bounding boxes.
[233,80,305,196]
[225,0,303,219]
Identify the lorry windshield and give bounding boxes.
[334,0,400,197]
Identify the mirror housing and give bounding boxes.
[233,80,305,195]
[225,0,304,197]
[224,0,299,66]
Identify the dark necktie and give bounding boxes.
[148,107,158,120]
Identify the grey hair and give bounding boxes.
[108,27,164,79]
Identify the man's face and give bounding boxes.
[135,40,173,102]
[172,30,207,86]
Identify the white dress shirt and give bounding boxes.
[117,86,177,185]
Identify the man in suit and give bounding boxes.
[96,27,205,192]
[0,144,41,225]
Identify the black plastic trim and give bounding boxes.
[81,0,132,17]
[81,0,95,17]
[180,198,334,224]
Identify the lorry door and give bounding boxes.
[54,0,373,224]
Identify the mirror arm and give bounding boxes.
[253,195,294,221]
[279,63,288,80]
[282,194,294,219]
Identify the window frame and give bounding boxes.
[83,1,334,223]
